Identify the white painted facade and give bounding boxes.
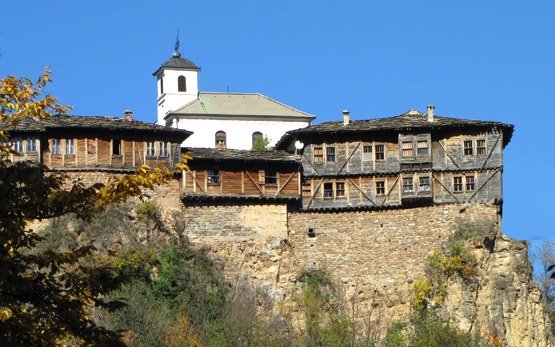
[154,50,314,150]
[170,117,310,149]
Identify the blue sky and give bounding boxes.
[1,1,554,244]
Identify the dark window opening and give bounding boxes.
[323,182,334,199]
[464,140,473,156]
[178,75,186,92]
[265,169,277,185]
[215,131,226,149]
[326,146,336,162]
[113,139,121,155]
[160,78,164,94]
[252,131,263,147]
[208,170,221,185]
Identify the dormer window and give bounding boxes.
[215,131,226,149]
[178,76,186,92]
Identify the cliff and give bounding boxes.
[442,233,552,347]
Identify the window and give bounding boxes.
[477,139,486,155]
[326,147,336,162]
[207,170,220,185]
[178,75,186,92]
[215,131,226,149]
[26,137,36,152]
[313,146,324,163]
[52,139,61,155]
[159,141,168,157]
[375,144,385,160]
[146,141,156,157]
[12,137,23,152]
[463,140,473,156]
[112,139,121,155]
[323,182,334,199]
[363,145,372,161]
[401,141,413,157]
[466,176,475,191]
[160,78,164,94]
[417,141,429,156]
[402,177,414,193]
[376,181,385,195]
[65,139,75,155]
[453,176,463,192]
[252,131,263,148]
[336,182,345,197]
[419,176,431,192]
[265,169,277,185]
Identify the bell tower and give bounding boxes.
[153,36,200,125]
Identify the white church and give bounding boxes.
[153,43,314,150]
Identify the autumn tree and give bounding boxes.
[0,70,187,345]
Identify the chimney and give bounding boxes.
[124,109,133,121]
[342,109,350,126]
[426,105,435,122]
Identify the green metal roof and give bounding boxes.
[168,92,315,120]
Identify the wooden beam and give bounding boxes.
[347,178,376,206]
[241,171,245,194]
[301,153,321,175]
[381,176,399,206]
[274,172,296,197]
[432,174,460,202]
[469,169,500,201]
[438,140,460,169]
[191,171,205,193]
[306,179,324,208]
[245,170,264,194]
[481,135,501,169]
[336,142,361,175]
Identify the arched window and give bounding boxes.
[215,131,226,149]
[252,131,263,145]
[178,75,186,92]
[251,131,264,150]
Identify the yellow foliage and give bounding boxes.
[0,307,13,321]
[161,315,203,347]
[484,332,504,347]
[411,277,433,308]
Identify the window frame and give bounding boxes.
[215,131,226,149]
[401,141,414,158]
[25,137,37,153]
[419,176,431,192]
[402,177,414,194]
[313,146,324,163]
[65,139,75,156]
[477,139,486,156]
[146,141,156,157]
[112,139,121,156]
[362,145,373,161]
[326,146,336,162]
[453,176,463,193]
[465,176,475,191]
[52,139,61,155]
[264,169,277,186]
[12,137,23,153]
[207,169,221,185]
[323,182,334,199]
[374,144,385,161]
[335,181,345,197]
[159,141,169,157]
[375,181,386,196]
[463,140,474,156]
[177,75,186,92]
[416,141,429,156]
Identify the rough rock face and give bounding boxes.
[442,234,552,347]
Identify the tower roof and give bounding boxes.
[152,53,200,76]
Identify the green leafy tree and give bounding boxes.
[0,70,187,345]
[251,135,271,151]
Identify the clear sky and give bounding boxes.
[1,1,554,244]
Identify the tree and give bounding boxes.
[0,70,187,345]
[251,135,271,151]
[533,240,555,337]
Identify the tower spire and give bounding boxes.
[173,30,181,58]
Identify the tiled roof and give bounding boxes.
[1,115,192,139]
[153,54,200,76]
[184,147,299,163]
[168,92,315,120]
[275,110,514,149]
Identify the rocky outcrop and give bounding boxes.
[442,234,552,347]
